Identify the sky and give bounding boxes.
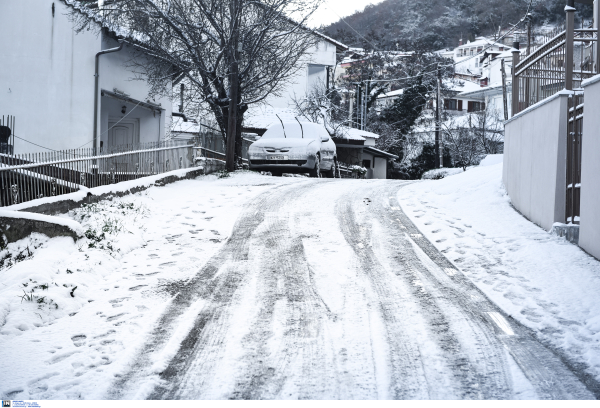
[307,0,380,28]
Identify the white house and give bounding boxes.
[455,49,517,118]
[453,37,508,76]
[263,33,347,110]
[0,0,172,154]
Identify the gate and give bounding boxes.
[566,92,583,224]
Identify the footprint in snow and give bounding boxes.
[128,285,147,291]
[71,335,87,347]
[106,313,128,322]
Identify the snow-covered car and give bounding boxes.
[248,122,338,177]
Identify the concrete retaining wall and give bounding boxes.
[503,92,568,231]
[11,158,225,216]
[579,75,600,259]
[0,216,81,243]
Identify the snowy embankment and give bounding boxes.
[0,172,303,400]
[397,156,600,382]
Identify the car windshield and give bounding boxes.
[262,123,323,140]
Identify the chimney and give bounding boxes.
[459,38,463,46]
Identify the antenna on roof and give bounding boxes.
[294,117,304,138]
[276,114,287,138]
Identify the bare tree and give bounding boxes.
[69,0,321,170]
[471,104,504,154]
[291,79,349,137]
[441,114,485,171]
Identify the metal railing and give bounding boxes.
[566,92,583,225]
[0,140,194,207]
[512,7,599,114]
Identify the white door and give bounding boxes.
[107,118,139,173]
[107,118,140,149]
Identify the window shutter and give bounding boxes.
[458,100,463,111]
[481,102,486,111]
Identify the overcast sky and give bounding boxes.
[307,0,379,28]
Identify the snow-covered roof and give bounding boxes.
[456,37,505,50]
[446,79,482,93]
[377,89,404,99]
[314,31,349,52]
[344,127,379,140]
[363,145,398,159]
[171,116,200,134]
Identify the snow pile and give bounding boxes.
[398,161,600,383]
[479,154,503,166]
[421,167,465,180]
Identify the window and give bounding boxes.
[444,99,458,110]
[445,99,462,111]
[467,101,485,112]
[362,159,371,169]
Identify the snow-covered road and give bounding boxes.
[1,173,598,399]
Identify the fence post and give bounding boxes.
[511,43,520,116]
[565,5,575,91]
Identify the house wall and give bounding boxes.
[0,0,99,153]
[503,92,568,231]
[265,40,336,109]
[579,76,600,259]
[0,0,170,154]
[373,157,387,179]
[98,36,171,145]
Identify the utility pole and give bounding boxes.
[526,13,532,55]
[435,64,442,168]
[501,58,509,120]
[226,0,240,172]
[348,90,354,127]
[363,80,368,130]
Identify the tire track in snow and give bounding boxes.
[336,187,437,399]
[229,189,340,399]
[106,182,315,399]
[386,184,596,399]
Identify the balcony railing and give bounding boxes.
[512,6,599,114]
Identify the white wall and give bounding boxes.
[579,76,600,259]
[264,40,336,109]
[99,36,171,144]
[0,0,99,153]
[503,93,568,231]
[0,0,170,154]
[373,157,387,179]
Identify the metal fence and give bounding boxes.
[0,140,194,207]
[513,8,599,114]
[566,92,583,225]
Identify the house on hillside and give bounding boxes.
[455,49,515,118]
[0,0,174,154]
[453,37,507,83]
[262,33,348,110]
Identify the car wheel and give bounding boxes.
[324,159,338,178]
[310,154,321,178]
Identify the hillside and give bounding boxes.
[322,0,594,51]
